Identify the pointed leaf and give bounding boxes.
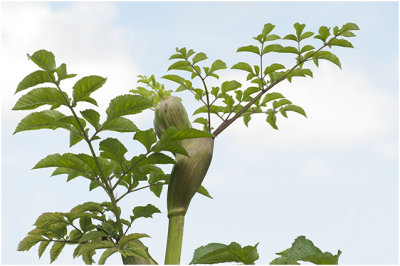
[16,70,53,93]
[262,23,275,36]
[231,62,253,73]
[192,52,208,64]
[99,138,127,164]
[266,112,278,130]
[79,231,107,243]
[17,235,45,251]
[209,59,227,74]
[101,117,139,133]
[28,50,56,72]
[14,110,70,134]
[119,242,149,261]
[264,63,285,75]
[169,128,214,140]
[329,38,354,48]
[106,95,152,121]
[197,185,213,199]
[73,75,106,104]
[99,247,118,264]
[56,63,77,81]
[13,87,67,110]
[50,241,66,263]
[237,45,260,55]
[262,44,284,54]
[138,153,175,166]
[313,51,341,68]
[221,80,241,93]
[38,240,50,258]
[282,104,307,117]
[132,204,161,221]
[80,109,100,129]
[168,60,191,71]
[134,129,157,151]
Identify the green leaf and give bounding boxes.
[243,87,260,101]
[162,74,188,86]
[101,117,139,133]
[70,202,103,213]
[266,112,278,130]
[119,242,149,261]
[299,31,314,41]
[283,34,297,41]
[190,242,259,264]
[313,51,341,68]
[273,99,292,109]
[34,212,67,228]
[138,153,175,166]
[73,75,106,105]
[38,240,50,258]
[209,59,227,74]
[221,80,241,93]
[282,104,307,117]
[79,217,94,232]
[300,45,315,54]
[80,109,100,129]
[168,60,191,71]
[50,241,66,263]
[341,22,360,31]
[262,92,285,105]
[56,63,77,81]
[79,231,107,243]
[28,50,56,72]
[118,234,150,249]
[134,129,157,152]
[13,110,70,134]
[12,87,67,110]
[132,204,161,221]
[243,114,251,127]
[99,247,118,264]
[231,62,253,73]
[17,235,45,251]
[265,34,281,41]
[262,44,284,54]
[78,240,114,258]
[314,26,331,42]
[277,46,298,54]
[293,22,306,39]
[197,185,213,199]
[264,63,285,75]
[329,38,354,48]
[106,95,152,121]
[99,138,127,164]
[262,23,275,36]
[237,45,260,55]
[16,70,53,93]
[152,141,188,156]
[192,52,208,64]
[270,236,341,265]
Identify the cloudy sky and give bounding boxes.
[1,1,398,264]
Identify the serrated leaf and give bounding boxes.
[80,109,100,129]
[237,45,260,55]
[101,117,138,133]
[192,52,208,64]
[72,75,106,104]
[262,92,285,105]
[106,94,152,121]
[99,138,127,164]
[17,235,45,251]
[119,242,149,261]
[50,241,66,263]
[16,70,54,93]
[28,50,56,72]
[162,74,187,86]
[14,110,70,134]
[132,204,160,221]
[118,234,150,249]
[190,242,259,264]
[273,99,292,109]
[270,236,341,265]
[38,240,50,258]
[99,247,118,264]
[231,62,253,73]
[34,212,67,228]
[70,202,103,213]
[138,153,175,166]
[134,129,157,152]
[79,216,94,232]
[243,87,260,101]
[13,87,67,110]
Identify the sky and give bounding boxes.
[1,1,398,265]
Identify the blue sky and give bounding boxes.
[1,1,398,264]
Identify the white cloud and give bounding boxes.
[224,62,396,153]
[1,2,142,124]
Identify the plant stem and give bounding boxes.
[165,214,185,264]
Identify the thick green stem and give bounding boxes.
[165,214,185,264]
